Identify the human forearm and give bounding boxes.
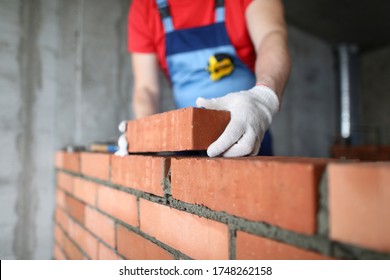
[133,87,159,119]
[255,29,290,103]
[131,53,160,119]
[246,0,291,105]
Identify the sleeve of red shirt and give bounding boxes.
[128,0,156,53]
[244,0,254,8]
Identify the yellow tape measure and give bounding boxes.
[206,53,235,81]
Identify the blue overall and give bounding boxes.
[156,0,272,156]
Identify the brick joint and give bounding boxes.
[53,108,390,260]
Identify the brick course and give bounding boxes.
[236,231,331,260]
[140,199,229,260]
[116,224,173,260]
[97,185,138,226]
[171,157,328,235]
[53,108,390,260]
[81,152,111,181]
[111,155,167,197]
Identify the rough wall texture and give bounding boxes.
[272,26,338,157]
[0,0,58,260]
[0,0,22,260]
[0,0,133,259]
[56,0,133,145]
[361,45,390,145]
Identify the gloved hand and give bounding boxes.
[114,120,129,157]
[196,85,279,157]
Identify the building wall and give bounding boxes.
[361,45,390,144]
[0,0,23,260]
[0,0,133,259]
[53,151,390,260]
[272,26,338,157]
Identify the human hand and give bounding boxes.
[196,85,279,157]
[114,120,129,157]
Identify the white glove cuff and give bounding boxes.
[251,85,280,115]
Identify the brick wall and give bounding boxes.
[331,145,390,161]
[53,108,390,260]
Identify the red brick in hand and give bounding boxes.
[126,107,230,152]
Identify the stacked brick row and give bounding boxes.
[53,108,390,260]
[331,145,390,161]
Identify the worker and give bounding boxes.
[118,0,291,157]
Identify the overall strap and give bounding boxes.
[215,0,225,23]
[155,0,174,33]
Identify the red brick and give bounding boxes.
[331,145,390,161]
[57,171,75,193]
[73,177,98,206]
[67,218,99,259]
[126,107,230,152]
[80,152,111,181]
[139,199,229,259]
[63,235,85,260]
[64,195,85,224]
[236,231,331,260]
[54,244,67,260]
[117,224,173,260]
[55,151,80,173]
[85,207,115,248]
[56,190,65,208]
[329,162,390,253]
[98,243,121,260]
[111,155,167,197]
[55,207,70,233]
[54,224,65,246]
[171,157,329,235]
[97,185,138,227]
[380,146,390,156]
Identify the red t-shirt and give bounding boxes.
[128,0,255,76]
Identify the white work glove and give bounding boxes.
[114,120,129,157]
[196,85,279,157]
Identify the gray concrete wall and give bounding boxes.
[56,0,133,146]
[0,0,22,260]
[1,0,338,259]
[272,26,338,157]
[0,0,133,259]
[361,45,390,144]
